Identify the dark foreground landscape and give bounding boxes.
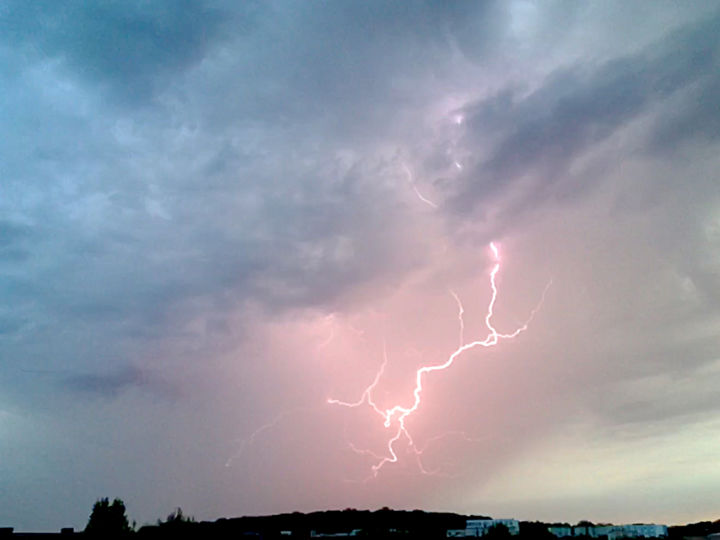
[3,505,720,540]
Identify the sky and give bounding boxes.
[1,0,720,532]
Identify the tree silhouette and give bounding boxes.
[85,498,132,536]
[162,507,194,524]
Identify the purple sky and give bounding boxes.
[2,0,720,532]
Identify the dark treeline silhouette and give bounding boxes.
[668,519,720,539]
[4,499,718,539]
[131,510,720,540]
[85,498,133,537]
[137,508,486,540]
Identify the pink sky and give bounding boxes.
[2,0,720,531]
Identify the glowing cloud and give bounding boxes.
[328,243,551,477]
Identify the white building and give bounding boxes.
[548,523,667,538]
[310,530,362,537]
[447,519,520,537]
[607,524,668,539]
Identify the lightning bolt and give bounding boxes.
[328,242,550,477]
[449,290,465,347]
[410,431,486,477]
[327,343,389,417]
[318,314,367,350]
[225,406,318,468]
[402,163,438,209]
[318,314,338,349]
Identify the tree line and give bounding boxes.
[82,498,719,539]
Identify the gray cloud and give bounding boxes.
[0,219,33,262]
[0,0,230,104]
[64,365,174,398]
[450,13,720,216]
[1,0,720,530]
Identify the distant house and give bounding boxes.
[548,526,573,537]
[547,523,668,538]
[447,519,520,537]
[310,530,362,537]
[0,529,78,539]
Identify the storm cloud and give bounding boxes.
[1,1,719,532]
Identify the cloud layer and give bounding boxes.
[1,0,720,531]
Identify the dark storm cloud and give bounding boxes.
[65,366,145,395]
[648,71,720,152]
[0,219,32,246]
[452,13,720,214]
[169,1,508,138]
[590,352,720,436]
[64,365,173,398]
[0,0,500,354]
[0,316,27,336]
[0,0,504,122]
[0,0,231,103]
[0,220,33,262]
[2,0,720,530]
